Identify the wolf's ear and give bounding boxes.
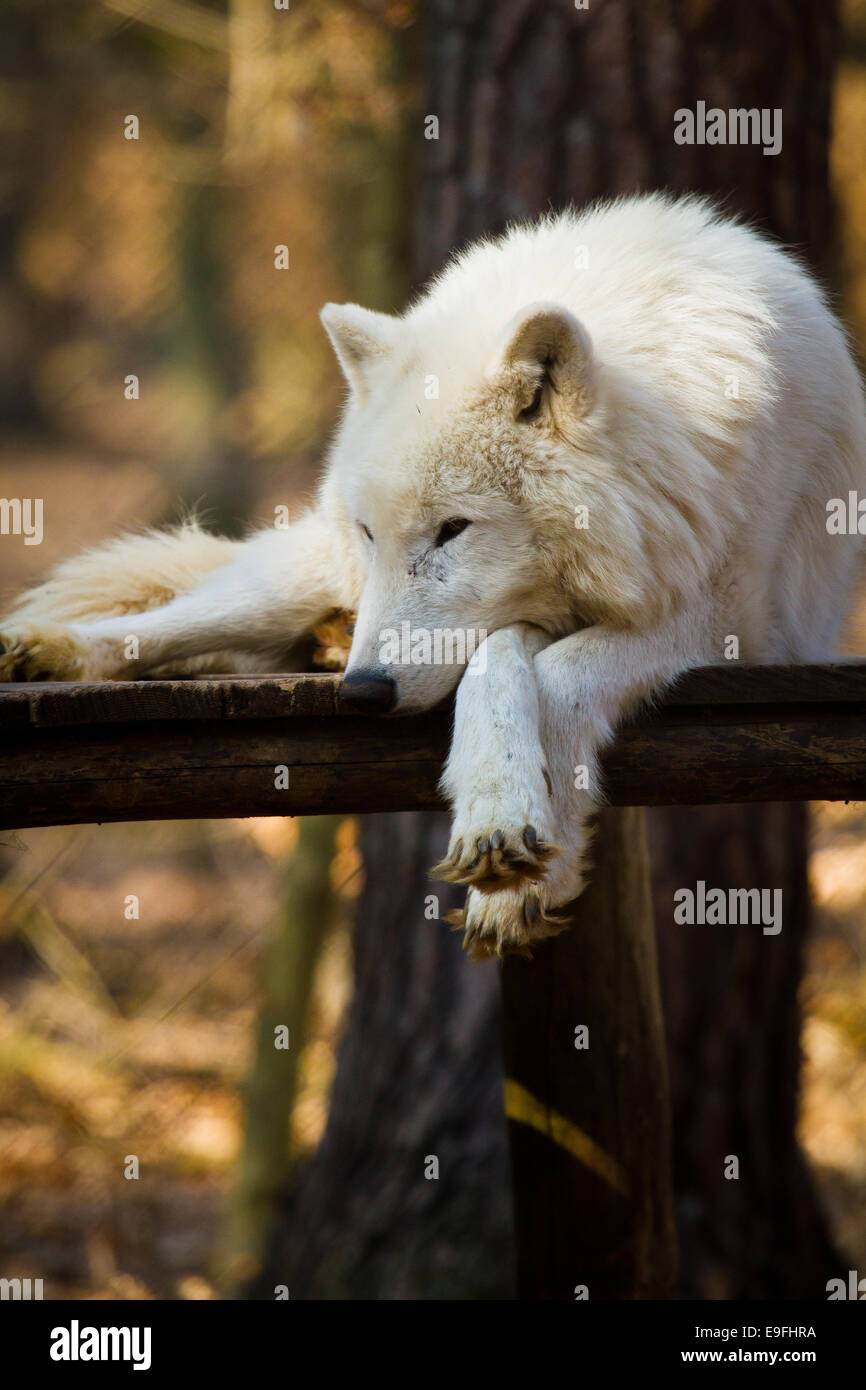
[493,302,595,424]
[320,303,398,399]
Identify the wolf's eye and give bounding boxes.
[435,518,471,547]
[518,381,544,421]
[359,523,373,542]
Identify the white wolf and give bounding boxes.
[3,194,865,958]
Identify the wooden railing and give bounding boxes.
[1,662,865,830]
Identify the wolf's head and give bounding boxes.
[321,298,599,713]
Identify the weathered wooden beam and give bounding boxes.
[1,663,865,829]
[501,805,677,1300]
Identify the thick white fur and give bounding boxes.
[3,193,865,957]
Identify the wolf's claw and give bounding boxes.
[0,623,88,682]
[444,881,572,960]
[431,821,560,892]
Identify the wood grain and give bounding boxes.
[1,663,865,829]
[501,806,678,1299]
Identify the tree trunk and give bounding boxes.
[261,0,842,1299]
[648,805,839,1298]
[255,813,514,1299]
[502,807,677,1301]
[419,0,837,274]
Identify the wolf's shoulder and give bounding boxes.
[410,191,818,371]
[426,192,804,306]
[444,191,782,274]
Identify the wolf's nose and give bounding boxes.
[339,669,397,714]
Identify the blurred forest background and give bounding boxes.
[0,0,865,1299]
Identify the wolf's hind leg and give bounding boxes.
[0,512,348,680]
[0,522,243,680]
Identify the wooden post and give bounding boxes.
[500,805,677,1300]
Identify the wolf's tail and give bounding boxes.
[3,520,241,626]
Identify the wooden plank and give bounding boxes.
[662,659,866,706]
[501,806,677,1299]
[2,660,866,729]
[0,673,343,728]
[1,665,865,829]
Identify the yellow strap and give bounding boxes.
[504,1078,630,1197]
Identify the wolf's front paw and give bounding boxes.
[443,840,591,960]
[444,879,575,960]
[431,780,560,892]
[432,817,559,891]
[0,622,87,682]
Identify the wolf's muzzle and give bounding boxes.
[339,669,398,714]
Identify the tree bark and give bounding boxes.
[418,0,836,279]
[502,807,677,1300]
[648,805,839,1298]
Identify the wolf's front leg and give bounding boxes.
[432,623,560,891]
[432,623,579,955]
[453,610,714,959]
[0,511,354,681]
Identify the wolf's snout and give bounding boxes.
[339,668,397,714]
